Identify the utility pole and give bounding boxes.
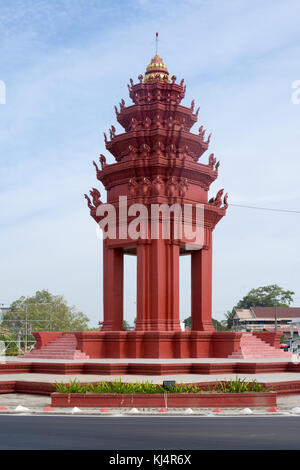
[25,304,28,352]
[17,331,21,354]
[275,298,278,332]
[49,304,52,331]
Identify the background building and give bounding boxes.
[233,307,300,332]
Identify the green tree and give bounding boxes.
[235,285,294,309]
[1,290,90,335]
[225,284,295,329]
[224,310,236,329]
[183,316,228,331]
[212,318,228,331]
[123,320,132,331]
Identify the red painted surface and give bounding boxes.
[236,362,288,374]
[33,332,63,349]
[212,332,243,357]
[253,332,283,349]
[266,381,300,396]
[15,381,55,395]
[0,381,15,394]
[227,333,290,359]
[0,360,298,376]
[31,362,84,375]
[0,363,32,374]
[74,331,289,359]
[267,406,278,413]
[24,333,90,360]
[50,392,276,408]
[44,406,55,412]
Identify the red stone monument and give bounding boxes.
[78,52,238,358]
[23,51,288,361]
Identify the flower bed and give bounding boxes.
[51,378,277,408]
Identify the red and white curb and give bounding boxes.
[0,406,298,415]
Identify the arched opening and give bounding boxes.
[180,253,191,330]
[123,253,137,330]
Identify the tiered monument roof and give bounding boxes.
[86,52,228,232]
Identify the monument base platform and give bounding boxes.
[75,331,242,358]
[26,331,287,360]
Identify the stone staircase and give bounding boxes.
[22,333,90,360]
[228,333,291,359]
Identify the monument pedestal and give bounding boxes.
[74,331,244,359]
[24,331,286,360]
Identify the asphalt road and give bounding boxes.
[0,415,300,450]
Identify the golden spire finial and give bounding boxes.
[144,34,170,83]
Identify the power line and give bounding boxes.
[231,203,300,214]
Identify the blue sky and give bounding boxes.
[1,0,300,327]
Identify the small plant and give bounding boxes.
[54,378,89,394]
[169,383,202,394]
[209,377,270,394]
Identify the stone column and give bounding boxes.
[102,244,124,331]
[136,240,181,331]
[191,239,214,331]
[135,242,151,331]
[165,242,180,331]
